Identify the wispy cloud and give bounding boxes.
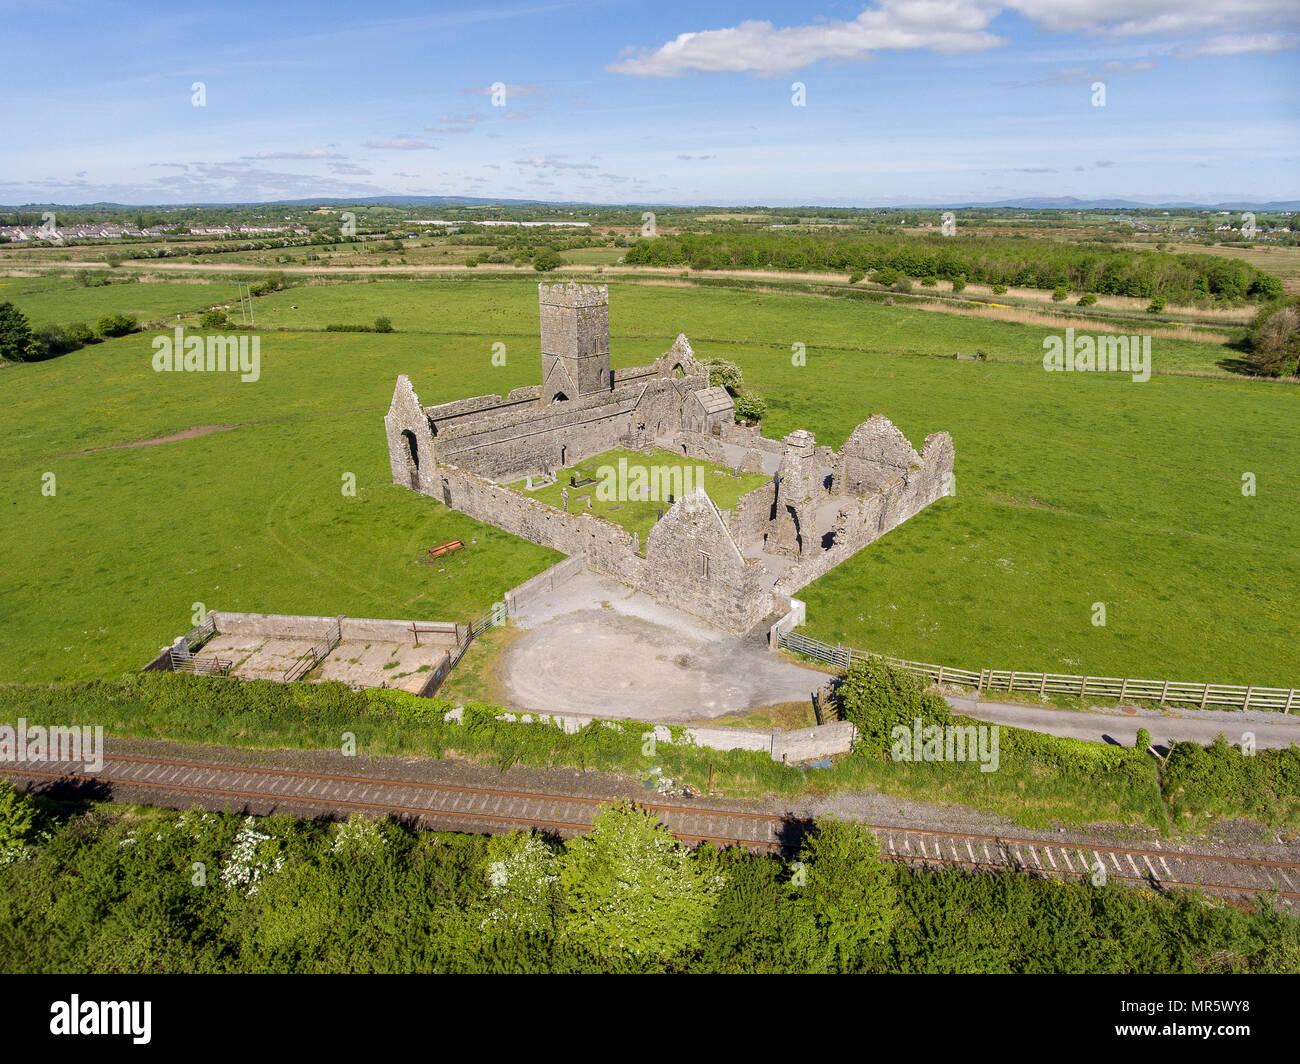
[363,138,435,150]
[245,149,345,160]
[1184,32,1300,56]
[995,58,1154,88]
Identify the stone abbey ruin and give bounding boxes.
[386,283,955,635]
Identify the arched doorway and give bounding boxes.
[400,429,420,489]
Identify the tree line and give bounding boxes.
[1,788,1294,974]
[623,231,1284,304]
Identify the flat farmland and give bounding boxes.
[234,277,1243,375]
[1,278,1296,688]
[0,274,236,327]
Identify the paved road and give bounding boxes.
[950,695,1300,751]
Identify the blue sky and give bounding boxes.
[1,0,1297,206]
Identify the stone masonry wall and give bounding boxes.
[773,431,955,597]
[208,611,461,646]
[431,464,770,634]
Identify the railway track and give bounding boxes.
[4,750,1298,905]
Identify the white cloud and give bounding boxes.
[248,149,345,160]
[608,1,1005,77]
[1005,0,1298,37]
[363,139,434,150]
[609,1,1300,76]
[1187,32,1300,55]
[995,58,1155,87]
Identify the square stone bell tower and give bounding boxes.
[539,282,611,405]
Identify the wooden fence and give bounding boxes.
[777,631,1296,713]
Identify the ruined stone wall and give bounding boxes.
[669,430,730,466]
[773,431,955,597]
[503,555,587,615]
[730,478,777,546]
[834,414,923,496]
[434,463,639,568]
[643,489,772,634]
[429,464,771,634]
[436,392,636,481]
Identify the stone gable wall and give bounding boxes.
[773,430,954,596]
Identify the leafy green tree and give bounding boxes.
[96,312,138,337]
[1148,295,1166,313]
[559,802,724,966]
[374,316,394,333]
[837,656,952,755]
[0,302,38,362]
[1077,292,1098,306]
[793,818,898,971]
[0,781,37,863]
[532,249,563,272]
[1052,284,1069,301]
[1245,298,1300,376]
[734,393,767,423]
[950,273,966,293]
[702,357,744,395]
[476,831,561,937]
[198,310,229,329]
[848,268,865,284]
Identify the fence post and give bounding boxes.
[1200,685,1209,710]
[1009,670,1016,692]
[1039,673,1047,695]
[1160,680,1169,705]
[1119,678,1128,701]
[1080,676,1088,698]
[1286,689,1295,715]
[937,665,945,684]
[1244,686,1253,711]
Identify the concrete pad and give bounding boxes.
[228,637,318,681]
[502,569,827,723]
[314,639,448,691]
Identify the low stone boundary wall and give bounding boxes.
[440,704,856,763]
[768,598,806,651]
[208,611,461,646]
[503,555,586,615]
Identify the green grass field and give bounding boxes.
[0,274,234,328]
[509,447,770,543]
[225,277,1241,375]
[2,277,1296,690]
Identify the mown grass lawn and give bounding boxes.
[2,278,1296,690]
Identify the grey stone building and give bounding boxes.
[386,283,955,634]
